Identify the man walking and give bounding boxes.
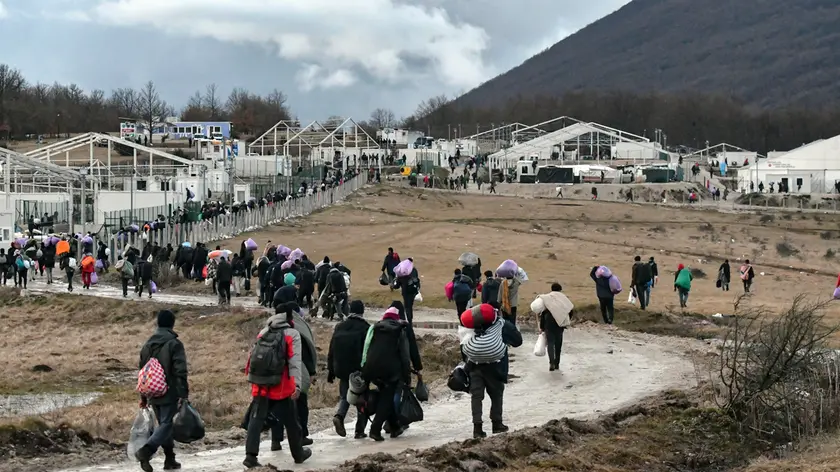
[136,310,189,472]
[216,256,232,305]
[328,300,371,438]
[630,256,652,310]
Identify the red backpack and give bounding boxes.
[137,358,168,398]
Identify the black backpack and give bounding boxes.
[329,270,347,293]
[247,328,287,386]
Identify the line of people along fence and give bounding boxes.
[98,175,366,265]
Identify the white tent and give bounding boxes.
[737,134,840,194]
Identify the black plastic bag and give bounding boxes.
[173,401,205,443]
[398,386,424,425]
[447,362,470,393]
[378,272,390,286]
[414,374,429,402]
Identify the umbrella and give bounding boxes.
[208,249,233,260]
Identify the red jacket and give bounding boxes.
[245,319,301,400]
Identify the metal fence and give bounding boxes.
[94,174,367,264]
[103,204,174,229]
[15,200,70,230]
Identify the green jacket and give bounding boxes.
[674,268,693,291]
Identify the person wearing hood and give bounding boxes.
[135,310,189,472]
[315,266,349,319]
[274,302,318,447]
[360,307,412,441]
[381,247,400,288]
[192,242,208,282]
[717,259,731,291]
[42,242,56,284]
[243,303,312,467]
[296,263,316,310]
[315,256,332,297]
[481,271,501,305]
[674,263,693,308]
[273,276,299,311]
[328,300,371,439]
[299,254,316,271]
[459,303,522,438]
[531,283,574,372]
[137,257,154,299]
[590,266,615,325]
[451,269,475,321]
[389,300,423,374]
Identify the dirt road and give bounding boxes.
[46,285,695,471]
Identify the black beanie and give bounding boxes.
[350,300,365,315]
[157,310,175,328]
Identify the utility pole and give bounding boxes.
[78,167,88,260]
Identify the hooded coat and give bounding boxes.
[361,318,411,384]
[138,328,189,405]
[292,313,317,394]
[246,315,302,400]
[327,314,370,381]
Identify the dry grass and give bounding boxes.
[0,289,458,443]
[197,184,839,328]
[742,435,840,472]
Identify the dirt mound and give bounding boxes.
[0,421,120,459]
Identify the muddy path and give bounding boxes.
[54,326,696,471]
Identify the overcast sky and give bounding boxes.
[0,0,630,122]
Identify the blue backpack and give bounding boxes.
[15,256,25,270]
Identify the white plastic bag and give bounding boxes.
[628,288,637,305]
[415,292,423,303]
[127,407,156,460]
[534,333,547,357]
[515,267,529,282]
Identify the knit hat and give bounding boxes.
[460,303,496,329]
[382,307,400,321]
[677,263,685,271]
[284,273,296,286]
[157,310,175,328]
[349,300,365,315]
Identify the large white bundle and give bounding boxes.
[458,252,479,267]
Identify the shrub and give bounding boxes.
[717,296,840,444]
[698,222,714,232]
[775,241,799,257]
[825,248,836,260]
[759,214,775,224]
[689,268,707,279]
[820,231,834,240]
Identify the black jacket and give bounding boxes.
[719,262,731,281]
[381,252,400,274]
[631,261,652,287]
[231,258,246,277]
[257,257,271,281]
[42,245,56,269]
[193,246,208,267]
[315,263,331,290]
[299,259,316,271]
[297,268,315,293]
[362,319,411,384]
[398,268,420,297]
[178,247,194,267]
[140,260,153,281]
[327,315,370,380]
[139,328,189,405]
[216,260,232,282]
[270,263,285,288]
[650,261,659,279]
[481,277,501,304]
[590,267,614,299]
[326,268,347,294]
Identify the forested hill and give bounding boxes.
[454,0,840,110]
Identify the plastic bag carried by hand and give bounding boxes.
[127,407,156,460]
[378,272,390,286]
[414,292,423,303]
[398,386,424,424]
[173,401,205,444]
[628,287,637,304]
[534,332,547,357]
[414,374,429,402]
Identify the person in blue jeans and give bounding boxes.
[327,300,371,439]
[136,310,189,472]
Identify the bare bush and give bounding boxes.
[820,231,835,240]
[825,248,836,260]
[717,296,840,444]
[775,240,799,258]
[759,214,775,224]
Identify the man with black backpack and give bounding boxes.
[243,303,312,467]
[136,310,189,472]
[451,269,475,321]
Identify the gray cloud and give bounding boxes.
[0,0,630,121]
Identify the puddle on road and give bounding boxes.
[0,392,103,418]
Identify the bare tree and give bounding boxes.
[414,94,449,119]
[109,87,139,119]
[368,108,396,129]
[137,81,172,142]
[205,83,222,120]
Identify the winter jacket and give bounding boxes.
[398,268,421,298]
[140,260,154,281]
[381,252,401,275]
[292,313,317,394]
[193,246,208,267]
[326,268,348,294]
[231,258,246,277]
[139,328,189,405]
[362,319,412,384]
[498,277,521,311]
[80,255,96,273]
[297,268,315,294]
[481,277,501,304]
[590,267,615,299]
[649,261,659,281]
[328,314,371,380]
[246,316,302,400]
[42,246,56,269]
[718,263,731,284]
[178,247,194,268]
[452,274,475,303]
[631,261,652,287]
[257,257,271,281]
[674,268,693,291]
[315,263,332,291]
[216,260,232,283]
